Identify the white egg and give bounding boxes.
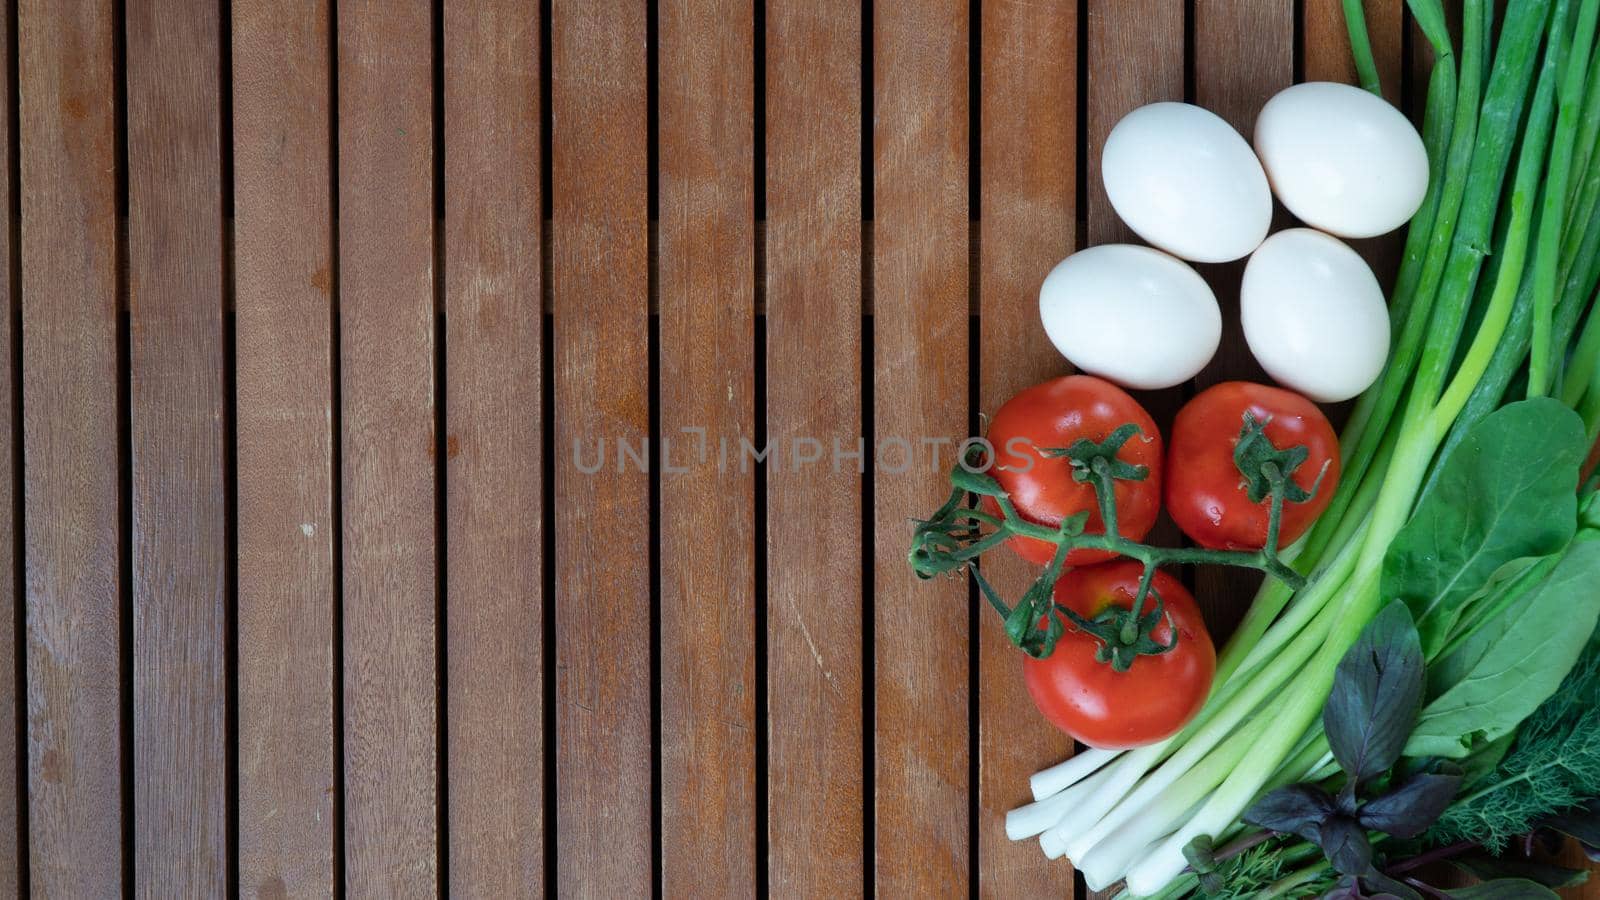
[1038,244,1221,390]
[1254,82,1428,238]
[1102,102,1273,263]
[1241,228,1390,402]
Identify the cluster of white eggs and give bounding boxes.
[1039,82,1429,403]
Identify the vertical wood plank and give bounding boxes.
[234,0,338,895]
[1564,841,1600,899]
[976,0,1077,896]
[0,0,17,889]
[873,0,969,893]
[764,1,864,894]
[337,1,438,892]
[658,0,756,894]
[551,0,652,893]
[443,0,543,894]
[1083,10,1185,897]
[1190,0,1293,637]
[1085,0,1187,581]
[126,0,228,890]
[18,0,122,893]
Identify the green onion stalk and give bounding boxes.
[988,1,1600,895]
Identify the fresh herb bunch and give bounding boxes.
[1232,603,1473,899]
[1214,599,1600,900]
[1430,627,1600,851]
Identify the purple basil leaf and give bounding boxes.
[1324,601,1425,786]
[1243,783,1336,842]
[1357,772,1462,838]
[1318,816,1373,876]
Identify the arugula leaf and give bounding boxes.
[1430,632,1600,850]
[1325,602,1426,785]
[1405,538,1600,758]
[1384,399,1587,658]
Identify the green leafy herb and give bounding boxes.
[1429,618,1600,849]
[1383,398,1587,657]
[1405,538,1600,759]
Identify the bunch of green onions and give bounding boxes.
[1005,0,1600,894]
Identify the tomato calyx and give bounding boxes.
[1044,422,1153,486]
[1057,563,1178,672]
[1232,411,1333,553]
[1234,411,1330,505]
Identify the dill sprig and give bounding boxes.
[1429,630,1600,850]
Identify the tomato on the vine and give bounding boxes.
[1165,381,1340,552]
[983,375,1163,567]
[1023,561,1214,749]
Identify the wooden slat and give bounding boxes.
[1083,11,1185,897]
[1564,842,1600,899]
[873,0,970,893]
[976,0,1077,897]
[1085,0,1186,587]
[234,0,339,895]
[443,0,542,894]
[0,0,17,890]
[126,0,228,890]
[551,0,652,893]
[658,0,756,894]
[337,1,438,892]
[764,1,864,894]
[17,1,122,894]
[1190,0,1293,637]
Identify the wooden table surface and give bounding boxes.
[1,0,1594,897]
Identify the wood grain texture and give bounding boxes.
[1562,841,1600,898]
[1082,12,1187,897]
[658,0,756,894]
[125,0,228,890]
[1190,0,1293,638]
[443,0,543,894]
[337,1,438,893]
[18,1,123,894]
[873,0,970,894]
[0,0,16,891]
[976,0,1077,896]
[1086,0,1187,578]
[764,1,864,894]
[551,0,652,894]
[233,0,338,895]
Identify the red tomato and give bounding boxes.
[983,375,1163,567]
[1023,561,1215,749]
[1165,382,1340,551]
